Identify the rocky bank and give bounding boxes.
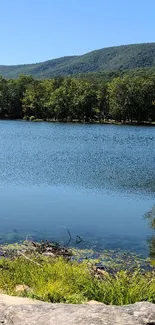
[0,294,155,324]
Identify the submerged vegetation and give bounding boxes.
[1,72,155,123]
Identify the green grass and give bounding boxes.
[0,256,155,304]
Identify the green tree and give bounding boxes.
[22,80,47,119]
[108,78,129,121]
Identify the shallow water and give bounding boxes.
[0,120,155,255]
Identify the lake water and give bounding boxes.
[0,120,155,256]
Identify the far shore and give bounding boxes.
[1,117,155,126]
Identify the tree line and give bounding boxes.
[0,74,155,123]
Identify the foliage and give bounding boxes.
[0,43,155,78]
[0,256,155,304]
[108,76,155,122]
[0,73,155,123]
[144,206,155,259]
[144,206,155,229]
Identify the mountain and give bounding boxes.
[1,43,155,79]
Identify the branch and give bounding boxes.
[64,226,72,246]
[17,251,41,267]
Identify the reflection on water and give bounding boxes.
[144,206,155,258]
[0,120,155,255]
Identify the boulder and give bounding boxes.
[0,294,155,325]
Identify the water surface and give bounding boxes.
[0,121,154,255]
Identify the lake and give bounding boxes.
[0,120,155,256]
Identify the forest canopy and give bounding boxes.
[0,73,155,123]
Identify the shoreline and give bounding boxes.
[0,240,155,305]
[0,240,152,272]
[1,118,155,126]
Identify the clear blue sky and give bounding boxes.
[1,0,155,65]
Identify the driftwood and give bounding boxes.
[31,240,72,259]
[0,228,83,260]
[0,231,107,277]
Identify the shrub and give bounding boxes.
[23,116,29,120]
[29,116,35,121]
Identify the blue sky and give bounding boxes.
[1,0,155,65]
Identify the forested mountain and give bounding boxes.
[0,43,155,79]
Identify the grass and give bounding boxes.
[0,255,155,305]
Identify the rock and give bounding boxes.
[15,285,30,294]
[0,294,155,324]
[87,300,104,304]
[0,294,42,306]
[42,252,55,258]
[90,265,109,279]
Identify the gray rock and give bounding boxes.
[0,294,155,324]
[42,252,55,257]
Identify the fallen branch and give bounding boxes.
[17,250,41,267]
[64,226,72,246]
[76,235,83,244]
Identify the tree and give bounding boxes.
[108,78,129,121]
[22,80,47,119]
[0,76,10,118]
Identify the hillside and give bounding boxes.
[0,43,155,78]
